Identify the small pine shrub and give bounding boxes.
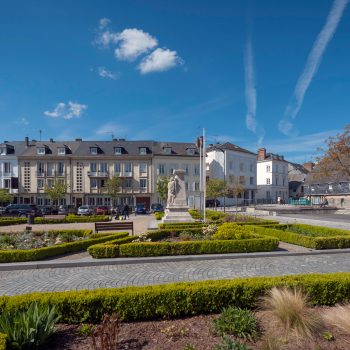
[213,306,258,340]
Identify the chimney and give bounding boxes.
[50,138,54,143]
[25,136,29,147]
[257,148,266,160]
[303,162,315,172]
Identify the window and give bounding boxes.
[184,164,189,175]
[47,162,54,176]
[100,163,108,173]
[37,197,43,206]
[163,147,172,154]
[0,147,5,155]
[250,163,254,172]
[125,179,132,188]
[276,165,279,172]
[90,147,98,155]
[3,179,10,189]
[100,180,105,188]
[37,147,45,155]
[57,147,65,155]
[57,162,64,176]
[139,147,147,155]
[169,164,177,175]
[239,176,245,185]
[195,182,200,191]
[158,164,165,175]
[266,178,271,185]
[250,177,254,185]
[229,161,233,170]
[139,163,147,174]
[275,176,278,185]
[37,162,45,176]
[3,162,11,175]
[194,165,200,176]
[266,191,271,199]
[114,147,122,155]
[266,165,271,172]
[124,163,132,173]
[90,179,97,188]
[329,184,333,190]
[187,148,196,155]
[239,162,244,172]
[47,179,54,188]
[90,163,97,172]
[283,177,286,186]
[114,163,121,174]
[140,179,147,188]
[37,179,44,189]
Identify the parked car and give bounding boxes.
[0,207,6,215]
[135,203,147,215]
[151,203,164,213]
[40,206,58,215]
[206,199,220,208]
[58,205,77,215]
[3,204,42,218]
[77,205,94,216]
[94,206,111,215]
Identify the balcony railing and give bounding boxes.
[87,171,109,177]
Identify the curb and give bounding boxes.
[2,248,350,271]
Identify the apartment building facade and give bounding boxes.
[0,141,27,200]
[206,142,258,205]
[16,139,200,209]
[256,148,288,203]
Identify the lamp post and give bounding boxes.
[214,147,226,213]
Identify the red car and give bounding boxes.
[94,206,111,215]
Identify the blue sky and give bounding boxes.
[0,0,349,163]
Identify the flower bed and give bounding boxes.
[0,231,129,263]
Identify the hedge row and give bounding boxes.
[158,222,203,229]
[250,225,350,250]
[287,223,350,238]
[2,273,350,324]
[88,236,136,258]
[0,218,27,226]
[0,232,129,263]
[34,215,110,224]
[118,236,278,257]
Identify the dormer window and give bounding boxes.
[37,147,45,155]
[57,147,66,155]
[139,147,147,155]
[114,147,122,155]
[164,147,172,154]
[187,148,196,155]
[0,147,5,155]
[90,147,98,155]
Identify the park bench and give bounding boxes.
[95,221,134,235]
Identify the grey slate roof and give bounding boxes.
[15,140,199,157]
[0,141,28,156]
[207,142,256,156]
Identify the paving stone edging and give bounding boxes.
[2,248,350,271]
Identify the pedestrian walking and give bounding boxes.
[123,204,130,220]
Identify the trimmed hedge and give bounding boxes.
[1,273,350,324]
[88,236,136,258]
[0,232,129,263]
[158,222,204,229]
[287,224,350,238]
[119,236,278,257]
[34,215,110,224]
[0,218,27,226]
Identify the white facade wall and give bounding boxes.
[0,157,19,194]
[256,160,289,203]
[206,149,257,205]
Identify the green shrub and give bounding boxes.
[158,222,204,229]
[0,232,129,262]
[0,302,59,350]
[214,336,251,350]
[213,223,255,240]
[2,273,350,324]
[119,237,278,257]
[188,209,201,219]
[287,224,350,238]
[0,334,6,350]
[88,236,135,258]
[0,218,27,226]
[34,215,110,224]
[213,306,258,340]
[79,324,92,337]
[154,212,165,220]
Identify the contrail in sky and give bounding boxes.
[279,0,349,136]
[244,35,265,146]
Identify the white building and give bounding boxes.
[256,148,288,203]
[0,141,26,200]
[206,142,257,206]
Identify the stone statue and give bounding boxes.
[167,175,178,205]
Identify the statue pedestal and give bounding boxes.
[162,205,195,223]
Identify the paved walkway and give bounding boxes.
[1,251,350,296]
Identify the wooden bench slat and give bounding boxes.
[95,221,134,235]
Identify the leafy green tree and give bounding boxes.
[206,178,225,209]
[0,189,13,206]
[156,176,169,204]
[45,181,68,206]
[106,175,122,206]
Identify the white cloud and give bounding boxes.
[114,28,158,61]
[98,66,119,80]
[138,48,183,74]
[44,101,87,120]
[279,0,349,136]
[99,17,111,30]
[244,37,265,145]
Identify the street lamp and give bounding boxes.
[214,146,226,213]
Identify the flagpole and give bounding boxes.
[203,128,206,223]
